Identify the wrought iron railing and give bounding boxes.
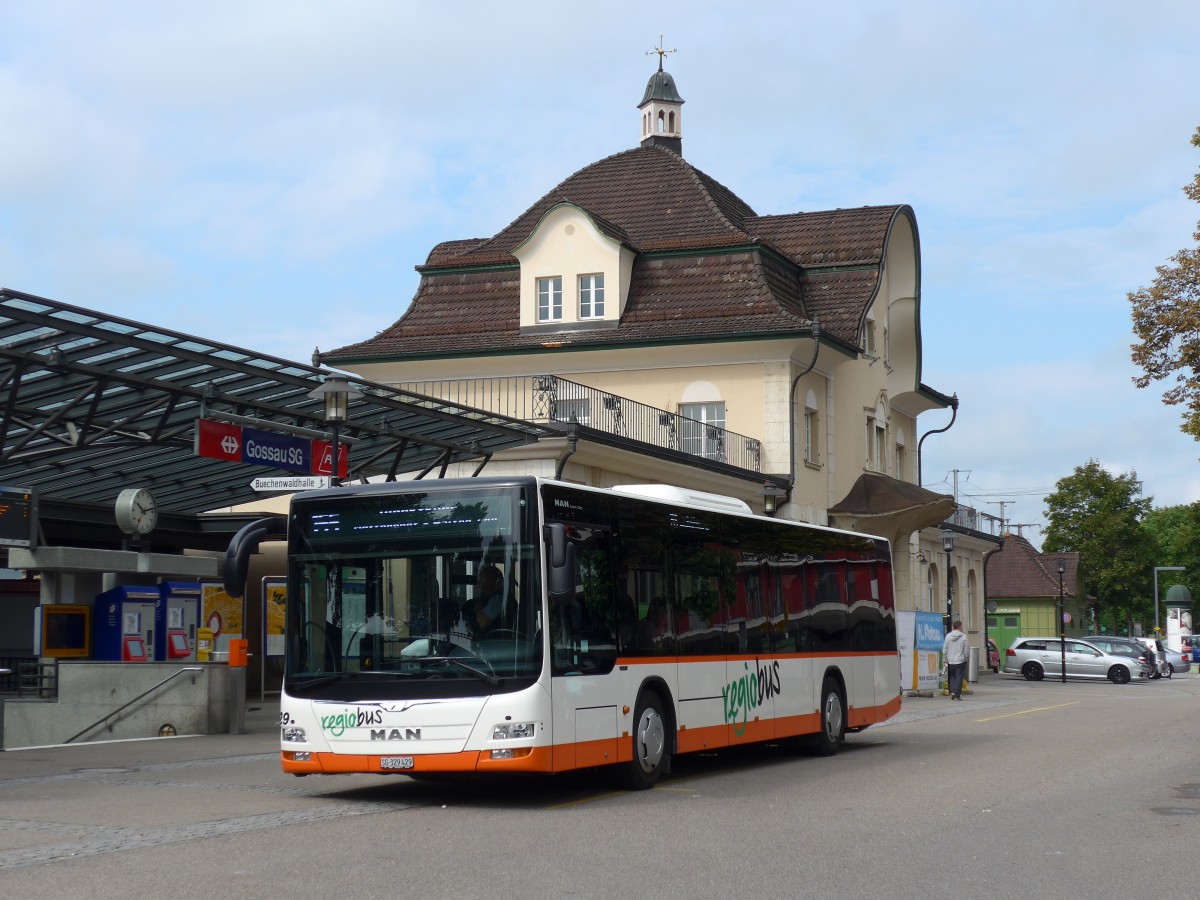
[944,505,1004,536]
[396,375,764,473]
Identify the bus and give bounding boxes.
[276,476,900,788]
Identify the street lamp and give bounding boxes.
[942,528,954,633]
[1153,566,1185,635]
[760,482,785,517]
[308,375,361,486]
[1057,557,1066,683]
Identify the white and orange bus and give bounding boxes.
[277,477,900,788]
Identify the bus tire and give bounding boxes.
[621,691,668,790]
[812,677,845,757]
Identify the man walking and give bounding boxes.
[943,620,970,700]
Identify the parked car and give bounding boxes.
[1003,636,1150,684]
[986,638,1000,673]
[1080,636,1157,674]
[1165,646,1191,674]
[1085,634,1169,679]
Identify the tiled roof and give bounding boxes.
[330,251,819,359]
[986,533,1079,600]
[432,146,756,266]
[326,144,911,363]
[745,206,901,267]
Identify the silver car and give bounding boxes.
[1003,637,1151,684]
[1081,636,1157,673]
[1165,645,1191,674]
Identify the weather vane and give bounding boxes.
[646,34,676,72]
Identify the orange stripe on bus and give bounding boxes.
[281,697,900,777]
[616,651,897,665]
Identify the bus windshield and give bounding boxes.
[285,485,542,695]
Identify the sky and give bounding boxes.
[3,1,1199,548]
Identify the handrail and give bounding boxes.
[64,666,204,744]
[396,375,769,474]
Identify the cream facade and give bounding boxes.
[323,65,991,628]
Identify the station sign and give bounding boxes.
[250,476,331,492]
[196,419,347,478]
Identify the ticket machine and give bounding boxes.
[93,586,160,662]
[156,582,201,661]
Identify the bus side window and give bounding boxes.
[616,505,673,656]
[550,526,616,676]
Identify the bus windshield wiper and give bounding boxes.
[422,655,500,686]
[286,674,344,693]
[288,670,413,694]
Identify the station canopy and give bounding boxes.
[0,288,549,524]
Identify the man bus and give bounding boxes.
[255,477,899,789]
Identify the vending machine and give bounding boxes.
[93,586,159,662]
[156,582,201,661]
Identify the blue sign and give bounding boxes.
[240,426,311,473]
[914,611,945,651]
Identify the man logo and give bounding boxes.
[371,729,422,741]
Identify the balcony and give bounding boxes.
[395,375,766,474]
[945,504,1005,537]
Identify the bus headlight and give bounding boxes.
[282,726,308,743]
[492,722,535,740]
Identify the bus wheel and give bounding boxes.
[812,678,845,757]
[622,691,668,790]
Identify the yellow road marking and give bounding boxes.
[976,701,1080,722]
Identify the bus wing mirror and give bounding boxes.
[545,523,576,603]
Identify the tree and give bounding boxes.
[1042,460,1153,633]
[1130,126,1200,437]
[1142,503,1200,619]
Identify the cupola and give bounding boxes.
[639,42,684,155]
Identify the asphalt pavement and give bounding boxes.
[2,670,1195,899]
[0,671,1022,779]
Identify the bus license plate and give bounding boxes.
[380,756,414,770]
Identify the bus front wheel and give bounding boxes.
[621,691,668,790]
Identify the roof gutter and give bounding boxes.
[787,319,823,500]
[917,393,959,487]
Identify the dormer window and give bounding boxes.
[538,277,563,322]
[580,274,605,318]
[514,203,635,333]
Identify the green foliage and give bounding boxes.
[1142,504,1200,611]
[1130,126,1200,438]
[1042,460,1154,631]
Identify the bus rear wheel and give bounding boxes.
[621,691,668,790]
[812,677,845,757]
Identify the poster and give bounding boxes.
[914,610,944,693]
[201,581,243,651]
[263,578,287,657]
